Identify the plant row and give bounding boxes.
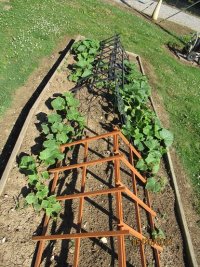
[19,92,85,217]
[121,60,173,192]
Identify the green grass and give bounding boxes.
[0,0,199,209]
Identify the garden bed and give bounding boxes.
[0,40,185,267]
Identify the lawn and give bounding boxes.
[0,0,199,209]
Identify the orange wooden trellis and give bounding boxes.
[33,128,162,267]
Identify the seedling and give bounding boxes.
[145,176,168,193]
[152,227,165,240]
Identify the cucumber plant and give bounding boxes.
[145,176,168,193]
[68,39,100,82]
[19,155,61,217]
[40,92,85,166]
[19,92,85,218]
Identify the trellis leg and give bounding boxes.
[129,148,146,267]
[113,133,126,267]
[145,190,161,267]
[73,141,88,267]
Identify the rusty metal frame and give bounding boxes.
[33,128,162,267]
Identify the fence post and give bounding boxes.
[152,0,163,21]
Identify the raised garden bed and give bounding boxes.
[0,36,186,266]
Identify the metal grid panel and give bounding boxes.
[33,129,162,267]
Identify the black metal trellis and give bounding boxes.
[90,34,129,125]
[71,34,129,124]
[70,34,129,125]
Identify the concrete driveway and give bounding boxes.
[115,0,200,31]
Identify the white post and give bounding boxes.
[152,0,163,21]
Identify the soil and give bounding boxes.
[0,46,185,266]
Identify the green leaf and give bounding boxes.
[56,132,68,144]
[36,182,45,191]
[19,156,36,171]
[136,159,147,171]
[52,202,62,214]
[62,125,74,134]
[152,163,160,174]
[77,44,86,52]
[144,138,160,151]
[134,140,144,151]
[145,177,161,193]
[81,68,92,78]
[51,122,64,133]
[157,229,165,239]
[68,73,79,82]
[36,186,49,200]
[51,96,65,110]
[47,195,57,204]
[43,139,59,149]
[33,201,42,212]
[41,123,49,135]
[46,207,54,217]
[159,129,173,147]
[63,92,79,107]
[66,107,80,121]
[145,151,161,165]
[39,148,54,161]
[45,199,61,217]
[89,48,97,54]
[41,171,49,180]
[152,228,165,239]
[39,147,64,166]
[76,59,88,68]
[46,133,54,140]
[28,174,39,185]
[25,193,37,205]
[152,229,157,239]
[47,113,62,124]
[56,152,65,161]
[143,125,152,135]
[146,177,156,191]
[41,199,49,209]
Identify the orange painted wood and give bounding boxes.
[32,230,130,241]
[49,154,123,173]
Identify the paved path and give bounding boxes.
[114,0,200,32]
